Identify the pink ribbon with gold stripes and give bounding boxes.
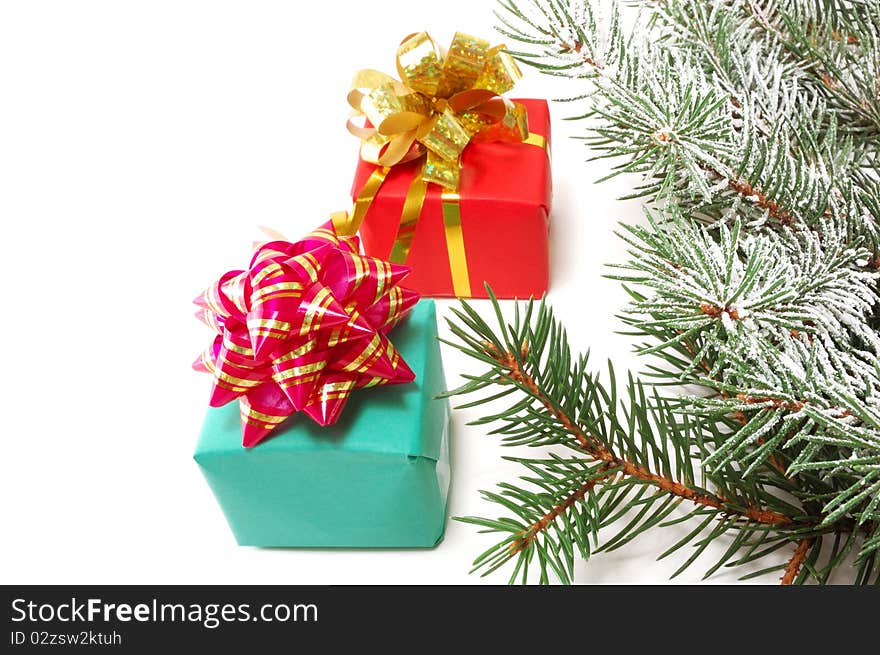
[193,222,420,447]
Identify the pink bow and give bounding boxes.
[194,222,420,447]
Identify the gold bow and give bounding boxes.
[347,31,528,191]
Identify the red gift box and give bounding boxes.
[349,98,552,299]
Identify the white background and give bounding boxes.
[0,1,779,584]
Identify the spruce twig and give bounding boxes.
[483,341,791,525]
[447,0,880,586]
[445,291,877,584]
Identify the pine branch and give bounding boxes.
[748,0,880,138]
[501,0,879,237]
[441,290,853,583]
[446,289,879,583]
[483,340,791,525]
[509,464,613,556]
[477,0,880,583]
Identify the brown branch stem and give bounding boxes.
[510,466,613,556]
[537,26,605,70]
[693,161,798,226]
[780,538,813,585]
[727,176,796,225]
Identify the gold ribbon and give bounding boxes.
[440,191,470,297]
[335,32,540,297]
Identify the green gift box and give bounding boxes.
[194,300,450,547]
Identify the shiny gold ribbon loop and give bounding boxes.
[396,32,444,96]
[439,33,491,96]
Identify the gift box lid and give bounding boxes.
[194,299,445,462]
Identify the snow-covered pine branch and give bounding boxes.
[459,0,880,583]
